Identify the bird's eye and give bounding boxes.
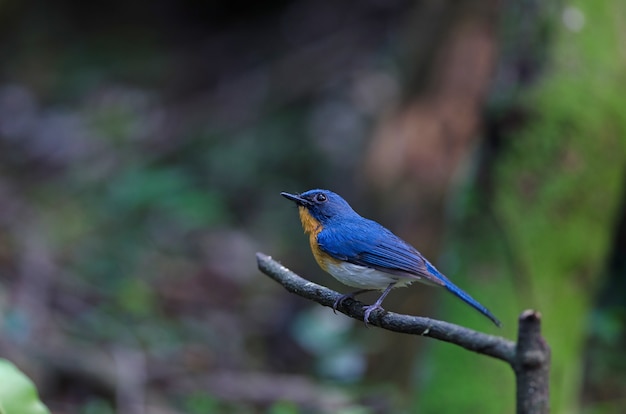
[315,193,327,202]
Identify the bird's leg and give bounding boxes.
[333,289,373,314]
[363,283,396,326]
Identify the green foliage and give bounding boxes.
[0,359,50,414]
[492,2,626,412]
[81,399,115,414]
[184,393,222,413]
[415,1,626,413]
[267,401,300,414]
[103,165,229,229]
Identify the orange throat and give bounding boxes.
[298,206,330,270]
[298,206,321,235]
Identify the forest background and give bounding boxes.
[0,0,625,413]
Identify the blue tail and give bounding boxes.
[425,262,501,327]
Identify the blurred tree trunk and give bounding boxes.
[364,0,626,412]
[360,0,505,403]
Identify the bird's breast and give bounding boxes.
[322,260,412,290]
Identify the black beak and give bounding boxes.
[281,192,310,206]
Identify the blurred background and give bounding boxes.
[0,0,625,413]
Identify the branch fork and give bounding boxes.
[257,252,550,414]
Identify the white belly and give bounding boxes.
[324,261,413,290]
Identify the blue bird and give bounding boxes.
[281,189,501,327]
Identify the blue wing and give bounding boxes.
[317,218,502,326]
[317,218,446,286]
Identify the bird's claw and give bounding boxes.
[363,304,384,327]
[332,293,354,314]
[333,293,385,326]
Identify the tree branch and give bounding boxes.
[514,310,551,414]
[257,252,515,363]
[256,252,550,414]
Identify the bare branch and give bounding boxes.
[257,252,551,413]
[514,310,551,414]
[256,252,516,364]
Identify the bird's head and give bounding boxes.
[281,189,355,233]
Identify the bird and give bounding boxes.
[281,189,501,327]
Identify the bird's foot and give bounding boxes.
[332,293,355,314]
[363,304,385,327]
[332,289,372,314]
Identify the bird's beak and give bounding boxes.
[281,192,311,206]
